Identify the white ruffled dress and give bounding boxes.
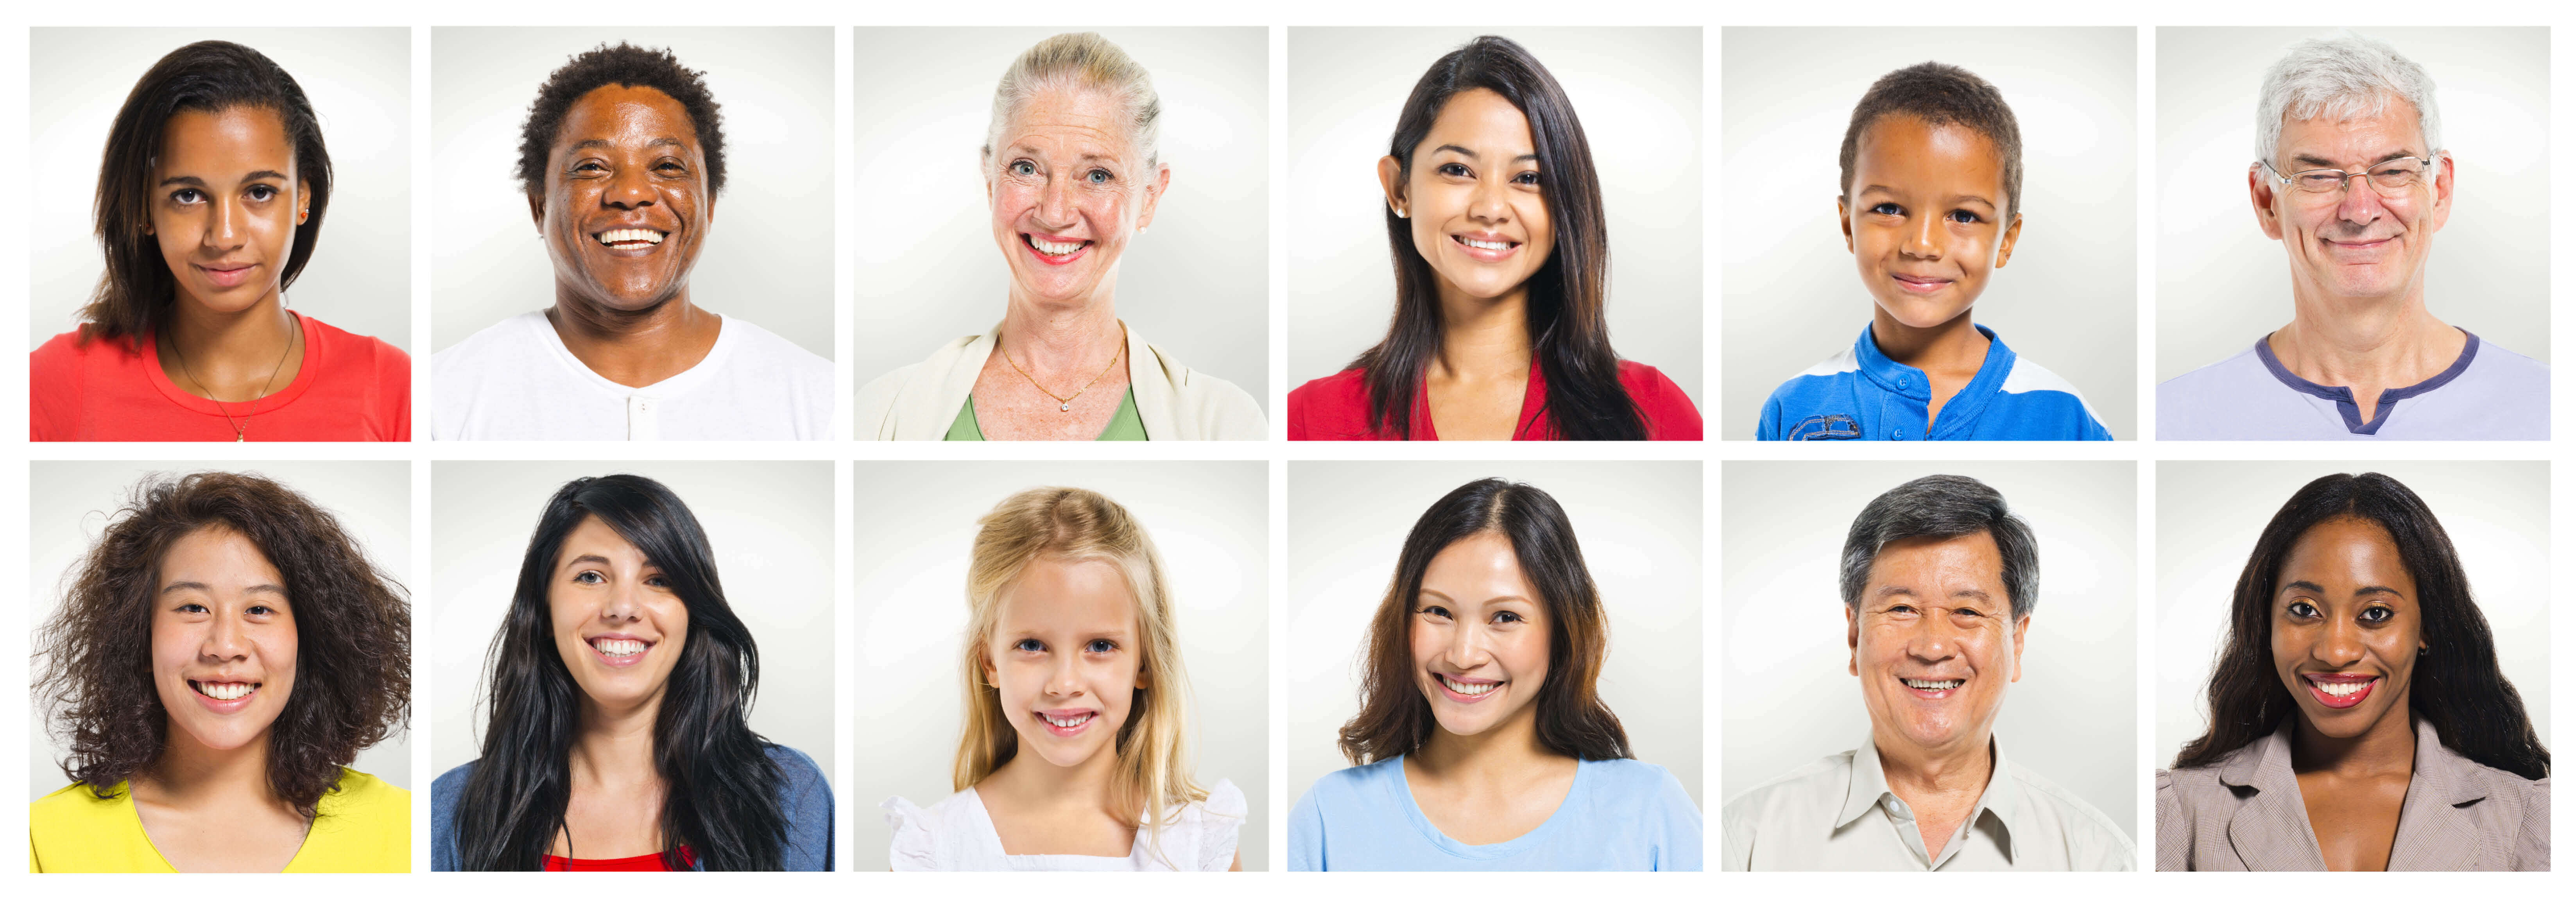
[882,779,1245,871]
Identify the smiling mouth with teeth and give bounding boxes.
[190,680,259,701]
[1901,677,1964,692]
[590,638,650,657]
[1438,673,1499,697]
[1036,710,1098,731]
[595,228,666,248]
[1024,234,1089,257]
[1455,235,1518,251]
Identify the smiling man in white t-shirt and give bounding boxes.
[434,43,830,441]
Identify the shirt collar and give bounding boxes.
[1839,733,2024,863]
[1850,323,2018,433]
[2251,329,2482,435]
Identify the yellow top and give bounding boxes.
[30,768,410,872]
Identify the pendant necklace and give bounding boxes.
[170,319,297,441]
[1002,322,1126,412]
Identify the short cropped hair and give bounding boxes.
[33,472,410,817]
[516,43,727,196]
[1838,61,2025,220]
[2255,31,2442,166]
[1839,474,2039,619]
[982,32,1163,173]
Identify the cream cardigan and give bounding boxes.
[856,322,1265,440]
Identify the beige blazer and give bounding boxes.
[855,322,1265,441]
[2155,717,2549,870]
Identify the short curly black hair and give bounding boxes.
[515,42,726,196]
[1838,61,2023,220]
[34,471,411,818]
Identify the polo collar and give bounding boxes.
[1852,323,2018,439]
[1838,734,2023,864]
[2252,328,2480,435]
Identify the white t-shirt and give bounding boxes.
[881,779,1245,871]
[432,310,833,441]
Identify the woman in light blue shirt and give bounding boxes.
[1287,478,1701,870]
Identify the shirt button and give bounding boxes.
[637,399,654,412]
[1898,375,1910,388]
[1894,430,1906,440]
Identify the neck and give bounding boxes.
[1413,706,1555,781]
[164,292,296,374]
[549,289,704,349]
[2291,705,2418,777]
[141,720,288,811]
[982,736,1124,813]
[1868,307,1989,375]
[998,298,1124,375]
[1432,282,1533,381]
[2271,292,2458,388]
[570,693,665,791]
[1874,728,1995,801]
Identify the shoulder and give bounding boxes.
[1287,368,1376,439]
[2157,346,2265,398]
[1302,757,1401,806]
[1993,354,2112,437]
[433,312,547,376]
[2153,760,2232,811]
[1583,757,1687,797]
[856,335,980,411]
[30,781,117,822]
[2155,346,2273,438]
[304,316,413,378]
[717,315,832,380]
[430,760,477,812]
[1614,361,1704,438]
[1182,777,1249,822]
[764,744,828,793]
[322,768,408,807]
[1722,751,1854,824]
[2006,761,2129,843]
[882,789,980,871]
[2461,335,2551,392]
[1762,345,1863,406]
[1141,340,1264,430]
[30,328,127,368]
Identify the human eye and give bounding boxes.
[1012,637,1044,653]
[2358,605,2395,623]
[174,601,210,614]
[1438,162,1472,179]
[1419,604,1453,620]
[2286,600,2320,619]
[1512,169,1541,186]
[245,184,279,202]
[570,159,608,176]
[1883,604,1917,617]
[1869,201,1902,217]
[1491,609,1525,625]
[1085,168,1113,184]
[1086,638,1118,654]
[644,573,671,589]
[2298,171,2345,190]
[170,188,204,205]
[246,603,279,616]
[1946,208,1983,224]
[1009,159,1038,177]
[572,570,605,585]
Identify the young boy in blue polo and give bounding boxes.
[1757,62,2110,441]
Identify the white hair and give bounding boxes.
[2255,31,2442,167]
[981,32,1163,176]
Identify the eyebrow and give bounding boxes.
[568,138,687,152]
[156,169,291,188]
[161,581,286,596]
[2280,580,2405,598]
[1858,184,1997,206]
[2289,150,2419,169]
[564,553,613,568]
[1417,587,1534,606]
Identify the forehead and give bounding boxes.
[2275,96,2426,163]
[1864,531,2007,603]
[2279,516,2417,591]
[1420,532,1539,603]
[557,516,648,565]
[158,526,282,584]
[997,556,1136,631]
[1002,87,1135,158]
[554,84,699,151]
[1421,88,1534,156]
[1853,115,2004,192]
[156,106,295,171]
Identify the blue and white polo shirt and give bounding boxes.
[2157,330,2547,440]
[1757,324,2112,441]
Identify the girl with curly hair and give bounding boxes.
[31,471,412,872]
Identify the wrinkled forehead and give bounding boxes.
[2275,93,2429,160]
[997,86,1143,165]
[1863,533,2009,607]
[553,84,701,156]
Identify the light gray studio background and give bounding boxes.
[1286,28,1702,407]
[1722,461,2135,838]
[431,27,834,359]
[852,28,1268,410]
[1287,462,1703,810]
[30,28,411,351]
[2155,461,2549,770]
[29,461,412,798]
[2158,28,2549,380]
[1721,27,2137,439]
[429,461,836,790]
[851,462,1268,868]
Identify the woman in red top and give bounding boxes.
[30,41,408,442]
[1287,36,1700,441]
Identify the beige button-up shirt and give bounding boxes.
[1723,735,2135,870]
[2156,716,2550,870]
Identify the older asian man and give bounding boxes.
[1722,475,2132,871]
[2159,33,2547,439]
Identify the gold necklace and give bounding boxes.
[1001,323,1127,413]
[170,318,298,441]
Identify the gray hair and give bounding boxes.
[2255,31,2442,166]
[981,32,1163,175]
[1839,475,2039,619]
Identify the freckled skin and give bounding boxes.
[2251,99,2452,309]
[2270,516,2423,872]
[532,85,712,315]
[987,89,1167,312]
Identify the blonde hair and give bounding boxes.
[957,487,1205,858]
[981,32,1164,174]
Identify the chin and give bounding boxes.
[1874,297,1974,331]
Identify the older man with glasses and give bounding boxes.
[2159,32,2547,440]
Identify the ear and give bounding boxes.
[2010,614,2031,683]
[2249,164,2284,241]
[2426,151,2454,232]
[976,646,997,689]
[527,190,546,234]
[1378,155,1406,218]
[1845,604,1860,677]
[1136,163,1171,232]
[1837,197,1854,253]
[296,179,312,226]
[1993,213,2023,268]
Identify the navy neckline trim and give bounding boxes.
[2252,329,2480,435]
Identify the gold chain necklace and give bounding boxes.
[1001,323,1127,413]
[170,318,298,442]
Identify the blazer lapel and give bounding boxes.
[1124,322,1178,441]
[2223,722,2327,870]
[2387,718,2492,870]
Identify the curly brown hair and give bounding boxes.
[32,471,410,817]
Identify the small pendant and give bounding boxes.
[1060,402,1072,412]
[236,435,245,442]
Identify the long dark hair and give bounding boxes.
[2174,473,2548,780]
[1338,478,1630,763]
[34,471,408,817]
[84,40,332,345]
[453,475,786,870]
[1350,36,1645,441]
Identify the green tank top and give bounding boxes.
[945,389,1146,441]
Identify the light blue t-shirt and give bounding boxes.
[1287,756,1702,871]
[2158,329,2548,440]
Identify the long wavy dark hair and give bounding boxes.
[1349,36,1645,441]
[1338,478,1630,763]
[452,475,786,870]
[84,41,331,345]
[34,471,408,817]
[2174,472,2548,780]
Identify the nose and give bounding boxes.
[1465,170,1513,225]
[1904,613,1959,664]
[2315,617,2368,667]
[2333,173,2389,226]
[1046,649,1084,698]
[604,163,656,211]
[203,609,251,662]
[1031,172,1079,230]
[204,192,248,254]
[598,580,642,623]
[1902,210,1945,260]
[1445,616,1495,671]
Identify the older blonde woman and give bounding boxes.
[857,32,1264,441]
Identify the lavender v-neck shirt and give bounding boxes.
[2158,330,2547,440]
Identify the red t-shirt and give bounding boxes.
[30,313,410,442]
[1287,359,1702,441]
[543,847,696,872]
